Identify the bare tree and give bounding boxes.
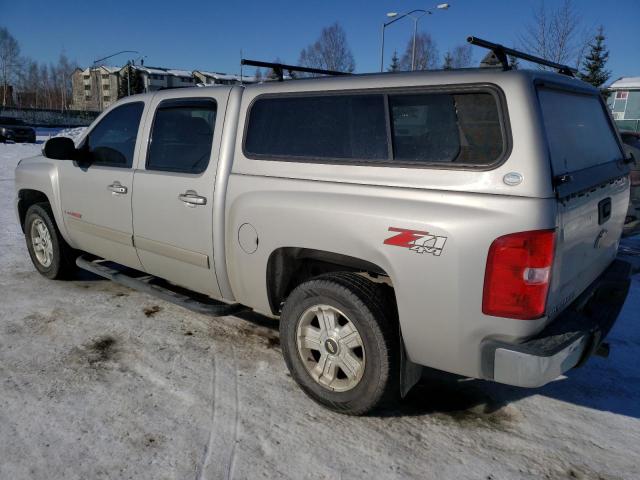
[451,44,472,68]
[444,44,473,69]
[54,53,77,110]
[400,33,439,71]
[519,0,590,69]
[16,59,37,108]
[39,64,52,109]
[298,22,355,74]
[0,27,22,107]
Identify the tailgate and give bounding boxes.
[537,85,630,319]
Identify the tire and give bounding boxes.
[280,272,400,415]
[24,203,78,279]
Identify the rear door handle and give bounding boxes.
[107,182,128,194]
[179,190,207,206]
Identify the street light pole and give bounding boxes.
[380,12,401,72]
[380,23,385,72]
[411,14,424,71]
[379,4,450,73]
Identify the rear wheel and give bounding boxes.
[280,272,400,415]
[24,203,78,279]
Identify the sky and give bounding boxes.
[2,0,639,82]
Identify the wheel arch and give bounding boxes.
[17,189,51,232]
[265,247,395,316]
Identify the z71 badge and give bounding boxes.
[384,227,447,256]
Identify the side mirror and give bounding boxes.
[43,137,77,160]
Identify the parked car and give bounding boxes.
[619,130,640,236]
[14,63,632,414]
[0,116,36,143]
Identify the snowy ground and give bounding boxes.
[1,139,639,480]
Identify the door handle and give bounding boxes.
[107,182,128,194]
[178,190,207,206]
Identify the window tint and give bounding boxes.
[86,102,144,167]
[245,95,388,161]
[538,88,623,174]
[147,98,216,173]
[389,92,503,164]
[245,90,505,167]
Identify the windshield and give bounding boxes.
[538,87,623,175]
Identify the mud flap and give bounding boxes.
[400,331,423,398]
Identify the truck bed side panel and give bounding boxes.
[225,175,557,378]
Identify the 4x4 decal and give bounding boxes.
[384,227,447,256]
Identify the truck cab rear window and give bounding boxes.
[244,90,505,167]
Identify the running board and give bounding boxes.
[76,255,246,317]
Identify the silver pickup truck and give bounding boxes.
[15,56,633,414]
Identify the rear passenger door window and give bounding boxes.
[147,98,217,174]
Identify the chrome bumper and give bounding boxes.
[482,259,632,388]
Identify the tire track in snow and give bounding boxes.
[196,338,240,480]
[195,351,216,480]
[226,346,239,480]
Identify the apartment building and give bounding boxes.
[71,64,261,111]
[193,70,257,85]
[128,66,196,91]
[71,66,120,111]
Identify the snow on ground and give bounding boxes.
[1,139,639,480]
[53,127,87,143]
[28,127,87,146]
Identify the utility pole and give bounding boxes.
[92,50,140,109]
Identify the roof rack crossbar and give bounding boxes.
[466,36,577,77]
[240,59,350,82]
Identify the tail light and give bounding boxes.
[630,170,640,187]
[482,229,556,320]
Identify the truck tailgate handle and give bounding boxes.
[179,190,207,206]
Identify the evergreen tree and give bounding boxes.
[579,26,610,90]
[118,64,144,98]
[387,50,400,72]
[443,52,453,70]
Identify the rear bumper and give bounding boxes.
[481,259,632,388]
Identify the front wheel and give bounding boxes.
[24,203,78,279]
[280,272,400,415]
